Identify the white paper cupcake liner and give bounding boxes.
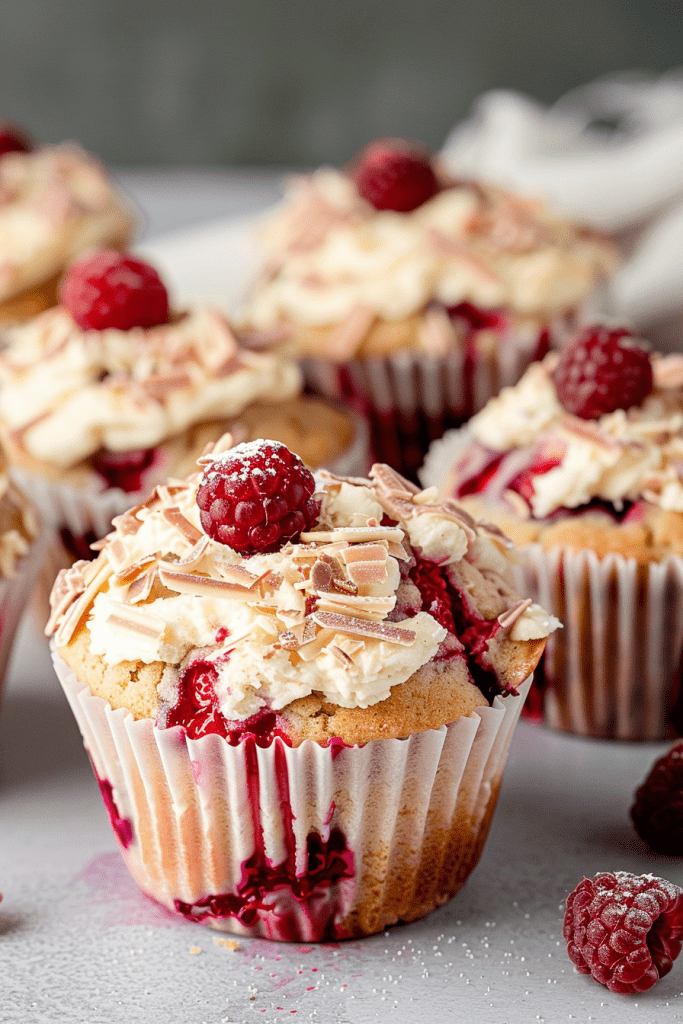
[0,531,51,709]
[52,646,530,941]
[301,328,547,479]
[421,428,683,741]
[13,410,371,542]
[514,545,683,741]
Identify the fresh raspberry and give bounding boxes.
[563,871,683,994]
[352,139,439,213]
[196,439,319,555]
[0,122,32,159]
[91,447,156,493]
[553,326,653,420]
[631,741,683,855]
[59,250,169,331]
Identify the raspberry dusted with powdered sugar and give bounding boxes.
[352,139,439,213]
[553,326,653,420]
[631,741,683,855]
[563,871,683,994]
[0,122,32,159]
[59,250,169,331]
[196,439,319,555]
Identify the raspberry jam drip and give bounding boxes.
[93,770,134,849]
[409,555,457,636]
[174,822,355,940]
[164,660,292,746]
[91,447,157,493]
[506,453,563,506]
[173,735,355,940]
[410,554,506,700]
[446,302,508,333]
[162,659,356,938]
[454,450,507,499]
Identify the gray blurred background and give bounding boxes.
[3,0,683,168]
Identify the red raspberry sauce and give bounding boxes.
[410,554,507,700]
[165,658,356,940]
[91,447,158,493]
[93,768,134,849]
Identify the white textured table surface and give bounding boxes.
[1,173,683,1024]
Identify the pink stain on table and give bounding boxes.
[73,852,189,929]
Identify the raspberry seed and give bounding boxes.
[197,439,319,555]
[563,871,683,994]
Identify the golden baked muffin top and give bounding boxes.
[48,438,558,745]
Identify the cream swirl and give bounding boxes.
[467,353,683,517]
[0,143,135,302]
[243,169,617,334]
[47,450,558,721]
[0,306,301,468]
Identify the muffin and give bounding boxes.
[0,445,44,708]
[239,138,618,478]
[47,438,557,941]
[422,325,683,740]
[0,123,135,324]
[0,250,368,544]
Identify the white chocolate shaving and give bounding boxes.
[312,610,416,646]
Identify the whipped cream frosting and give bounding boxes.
[466,352,683,518]
[242,169,617,335]
[0,306,301,469]
[0,143,134,302]
[47,445,557,721]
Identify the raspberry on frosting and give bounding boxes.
[0,122,32,159]
[553,326,653,420]
[352,139,440,213]
[196,439,320,554]
[59,250,169,331]
[563,871,683,994]
[631,741,683,855]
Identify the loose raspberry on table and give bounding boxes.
[59,250,169,331]
[0,122,32,159]
[352,139,440,213]
[553,326,653,420]
[196,439,319,555]
[631,741,683,855]
[563,871,683,994]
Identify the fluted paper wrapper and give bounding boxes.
[14,410,370,542]
[0,532,50,711]
[515,545,683,741]
[421,429,683,741]
[302,329,545,479]
[53,647,529,942]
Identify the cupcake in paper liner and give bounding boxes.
[46,438,557,940]
[421,325,683,740]
[0,250,369,556]
[238,137,618,479]
[0,446,44,710]
[0,123,135,325]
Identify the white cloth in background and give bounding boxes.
[441,73,683,344]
